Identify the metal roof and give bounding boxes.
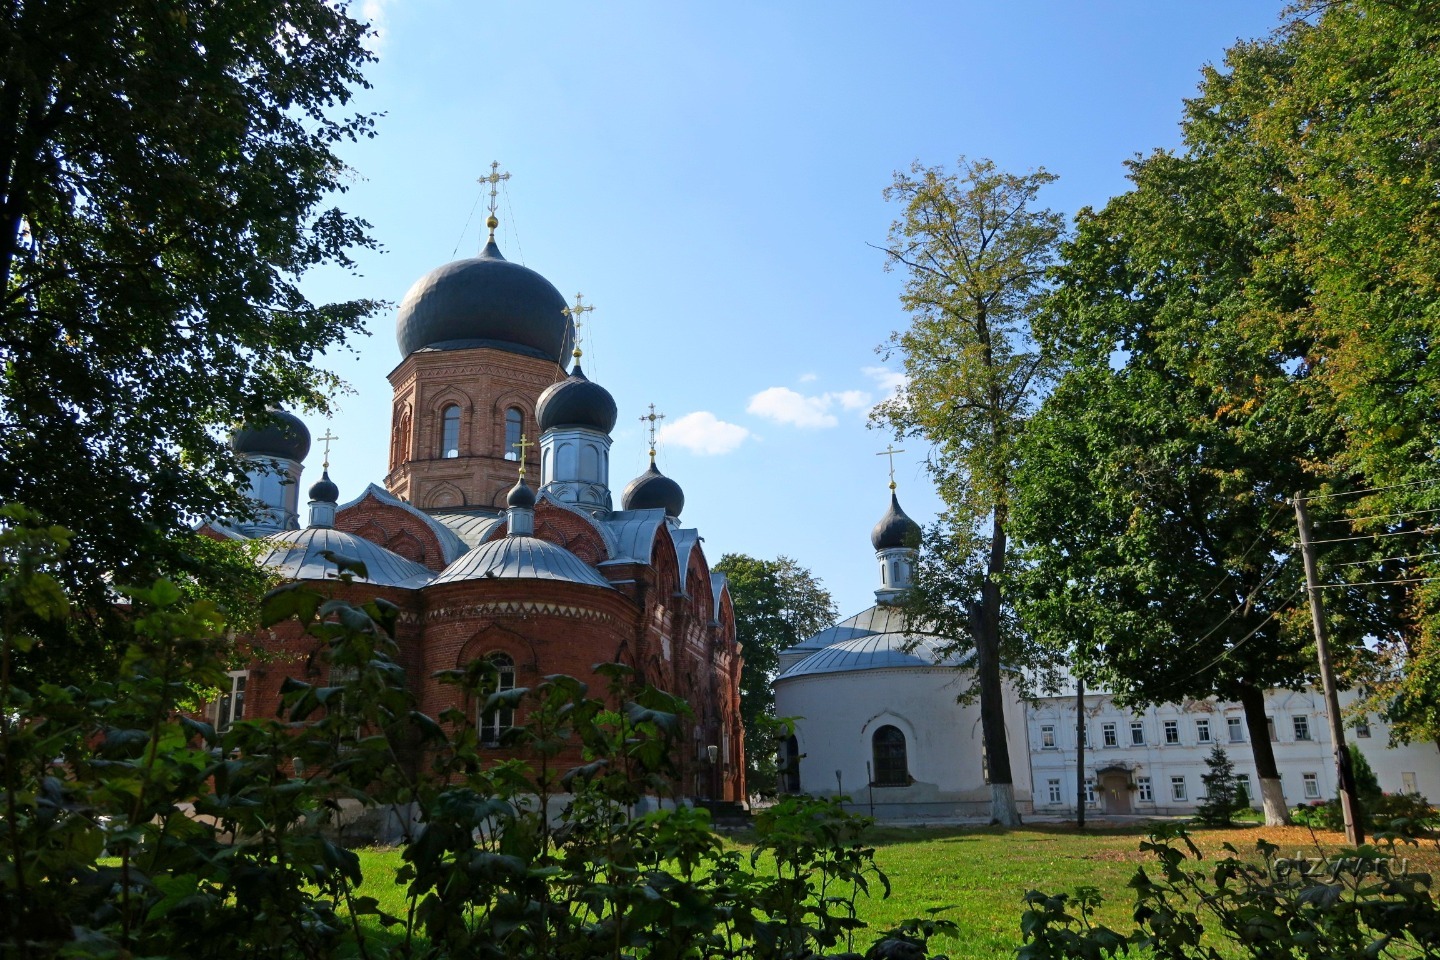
[430,510,505,550]
[784,603,913,654]
[432,535,613,589]
[776,632,971,682]
[255,527,434,588]
[598,508,669,564]
[336,484,469,563]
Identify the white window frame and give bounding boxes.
[1171,776,1188,802]
[1041,724,1056,749]
[1137,776,1153,802]
[479,654,517,745]
[1355,717,1371,738]
[1164,720,1179,745]
[1047,779,1063,804]
[1130,720,1145,746]
[1293,715,1311,741]
[1302,772,1320,799]
[215,670,247,732]
[1228,716,1245,742]
[1196,719,1211,743]
[1084,778,1097,806]
[1236,773,1252,805]
[1102,722,1118,748]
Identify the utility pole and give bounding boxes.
[1075,674,1086,829]
[1294,493,1364,845]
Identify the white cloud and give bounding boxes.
[658,411,750,455]
[798,372,818,383]
[863,365,906,397]
[361,0,390,50]
[746,386,875,428]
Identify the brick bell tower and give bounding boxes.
[385,167,573,510]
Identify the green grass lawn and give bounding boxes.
[348,821,1434,959]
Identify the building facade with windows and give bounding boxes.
[1025,685,1440,817]
[208,215,745,806]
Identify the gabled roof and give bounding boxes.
[429,510,505,550]
[338,483,468,563]
[710,572,729,622]
[254,527,434,588]
[670,528,702,594]
[597,507,671,565]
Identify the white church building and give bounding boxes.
[773,491,1440,820]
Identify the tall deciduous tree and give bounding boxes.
[1012,22,1411,825]
[0,2,380,608]
[874,158,1064,825]
[714,553,836,797]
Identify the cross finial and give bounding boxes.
[562,292,594,360]
[478,161,511,240]
[318,428,339,471]
[876,443,905,491]
[640,404,666,462]
[512,432,533,477]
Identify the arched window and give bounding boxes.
[440,405,461,459]
[504,407,523,460]
[478,653,516,745]
[783,734,801,793]
[872,725,908,787]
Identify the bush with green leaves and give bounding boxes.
[0,507,953,960]
[1018,823,1440,959]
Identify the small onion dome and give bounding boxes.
[621,461,684,518]
[231,408,311,462]
[871,492,921,550]
[535,362,618,433]
[394,239,574,362]
[308,470,339,504]
[506,475,536,509]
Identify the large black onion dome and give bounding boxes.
[621,462,684,518]
[536,363,618,433]
[308,470,339,503]
[231,408,311,462]
[506,475,536,509]
[395,239,574,361]
[871,493,921,550]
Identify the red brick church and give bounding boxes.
[207,204,745,804]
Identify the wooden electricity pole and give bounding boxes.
[1294,493,1364,846]
[1075,674,1086,828]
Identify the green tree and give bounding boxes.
[874,157,1065,825]
[0,2,380,612]
[714,553,836,798]
[1196,746,1243,827]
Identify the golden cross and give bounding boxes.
[318,428,339,470]
[876,443,905,490]
[478,161,511,239]
[562,292,594,360]
[640,404,665,461]
[512,432,533,476]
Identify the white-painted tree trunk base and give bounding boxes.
[1260,777,1290,826]
[991,783,1022,826]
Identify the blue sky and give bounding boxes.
[299,1,1288,614]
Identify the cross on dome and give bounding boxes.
[562,292,594,360]
[318,428,339,470]
[640,404,665,461]
[478,161,511,240]
[512,432,533,476]
[876,443,906,491]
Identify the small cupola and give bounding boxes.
[506,446,537,537]
[230,407,311,536]
[537,327,616,517]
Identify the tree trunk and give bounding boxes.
[1238,683,1290,826]
[975,507,1020,826]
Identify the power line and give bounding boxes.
[1307,526,1439,546]
[1321,506,1440,525]
[1298,477,1440,502]
[1332,551,1440,568]
[1192,504,1289,603]
[1316,576,1440,589]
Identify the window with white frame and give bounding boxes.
[479,654,516,745]
[503,407,523,460]
[1171,776,1188,802]
[1355,717,1371,738]
[1102,722,1118,747]
[1047,779,1063,804]
[1267,716,1278,741]
[440,404,462,459]
[1130,720,1145,746]
[1236,773,1252,805]
[1302,772,1320,799]
[1164,720,1179,744]
[1228,716,1245,742]
[1041,724,1056,749]
[215,670,247,732]
[1137,776,1153,802]
[1084,778,1097,806]
[1293,715,1311,741]
[1196,719,1211,743]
